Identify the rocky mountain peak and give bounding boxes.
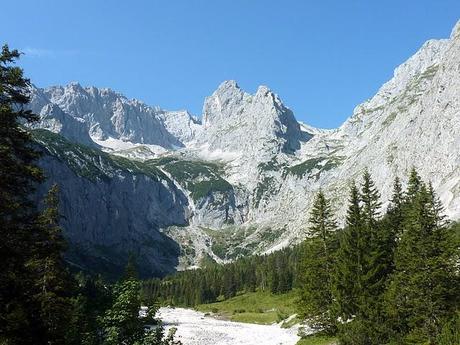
[341,33,451,137]
[29,20,460,272]
[202,80,246,127]
[30,83,185,150]
[197,80,303,159]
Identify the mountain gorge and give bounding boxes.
[28,21,460,277]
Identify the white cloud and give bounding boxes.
[22,47,79,58]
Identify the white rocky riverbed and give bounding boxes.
[158,307,301,345]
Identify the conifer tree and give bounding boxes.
[298,190,337,331]
[334,172,389,344]
[359,171,394,344]
[27,184,75,344]
[360,170,384,293]
[333,181,363,320]
[0,44,45,344]
[387,176,404,238]
[124,253,139,281]
[101,280,145,345]
[361,169,381,231]
[386,181,459,343]
[379,176,404,283]
[406,167,422,203]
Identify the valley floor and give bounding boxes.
[158,307,300,345]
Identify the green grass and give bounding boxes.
[287,157,324,178]
[195,290,298,325]
[257,158,287,172]
[150,158,233,201]
[32,129,167,182]
[286,156,344,179]
[296,335,337,345]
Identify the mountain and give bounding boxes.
[29,20,460,276]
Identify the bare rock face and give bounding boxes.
[29,83,192,150]
[31,20,460,273]
[199,80,304,157]
[32,129,189,278]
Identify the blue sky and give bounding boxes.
[1,1,459,128]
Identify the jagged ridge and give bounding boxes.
[29,20,460,273]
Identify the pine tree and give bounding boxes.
[298,190,337,331]
[378,176,404,285]
[101,280,145,345]
[360,170,383,293]
[0,44,45,344]
[334,172,389,345]
[333,181,363,320]
[406,167,422,203]
[386,182,459,343]
[124,253,139,281]
[361,169,381,231]
[359,171,394,344]
[26,184,75,344]
[308,190,337,244]
[387,176,404,238]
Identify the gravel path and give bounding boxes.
[158,307,300,345]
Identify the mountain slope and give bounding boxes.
[30,20,460,274]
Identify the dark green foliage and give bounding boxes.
[386,176,404,247]
[406,167,422,202]
[61,264,182,345]
[385,182,459,343]
[333,181,363,322]
[257,157,286,172]
[66,274,112,345]
[153,158,232,201]
[0,45,77,344]
[330,170,458,345]
[123,254,139,282]
[0,44,45,344]
[298,191,337,332]
[286,157,344,179]
[143,246,301,307]
[436,311,460,345]
[27,185,75,344]
[100,280,148,345]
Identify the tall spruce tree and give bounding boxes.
[27,184,75,344]
[387,176,404,239]
[123,253,139,281]
[333,181,363,321]
[406,167,422,203]
[360,171,383,297]
[379,176,404,283]
[360,171,394,344]
[0,44,45,344]
[386,180,459,343]
[298,191,337,331]
[0,45,78,345]
[334,172,391,345]
[361,169,381,230]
